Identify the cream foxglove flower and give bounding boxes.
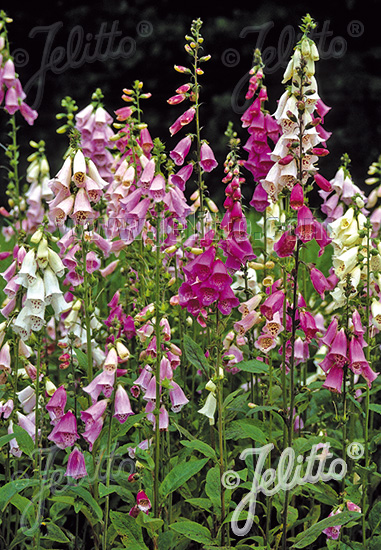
[198,392,217,425]
[371,300,381,329]
[332,247,359,279]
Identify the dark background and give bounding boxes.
[0,0,380,206]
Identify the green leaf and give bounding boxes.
[234,359,269,374]
[369,501,381,533]
[369,403,381,415]
[136,511,164,533]
[74,348,89,370]
[0,433,15,448]
[183,334,210,374]
[0,479,39,512]
[42,522,70,543]
[185,497,214,513]
[180,439,217,460]
[225,420,267,445]
[291,511,361,548]
[170,520,213,545]
[116,412,146,438]
[205,466,221,512]
[160,458,208,498]
[13,425,35,458]
[67,486,102,522]
[110,510,148,549]
[9,494,35,528]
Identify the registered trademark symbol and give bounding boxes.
[347,20,364,38]
[347,442,364,460]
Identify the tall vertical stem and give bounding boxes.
[362,223,371,546]
[153,213,162,518]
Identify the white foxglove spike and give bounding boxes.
[37,237,49,269]
[48,249,65,278]
[25,274,45,315]
[73,150,86,186]
[43,267,61,304]
[13,308,32,341]
[51,293,69,318]
[16,249,37,287]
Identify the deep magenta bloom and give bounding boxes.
[65,447,88,479]
[249,183,270,212]
[310,267,330,299]
[48,411,79,449]
[290,183,304,210]
[274,231,296,258]
[217,285,240,315]
[260,290,285,320]
[322,365,344,393]
[295,205,315,243]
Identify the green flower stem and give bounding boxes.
[153,214,163,518]
[282,240,300,550]
[362,222,372,546]
[102,404,114,550]
[81,234,94,388]
[34,338,42,550]
[192,28,205,240]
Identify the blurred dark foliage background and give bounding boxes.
[0,0,380,208]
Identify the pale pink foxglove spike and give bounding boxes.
[0,342,11,373]
[85,251,101,274]
[46,385,67,425]
[103,347,118,373]
[17,386,36,414]
[8,421,22,457]
[19,102,38,125]
[170,136,192,166]
[80,399,108,430]
[2,59,16,87]
[65,448,87,479]
[148,174,166,202]
[84,176,103,203]
[199,142,218,172]
[87,159,109,189]
[113,385,134,423]
[49,195,75,227]
[4,86,18,115]
[1,399,14,419]
[47,410,79,449]
[17,411,38,440]
[82,371,115,404]
[170,163,193,191]
[82,416,104,451]
[138,158,156,190]
[70,188,95,225]
[169,381,189,413]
